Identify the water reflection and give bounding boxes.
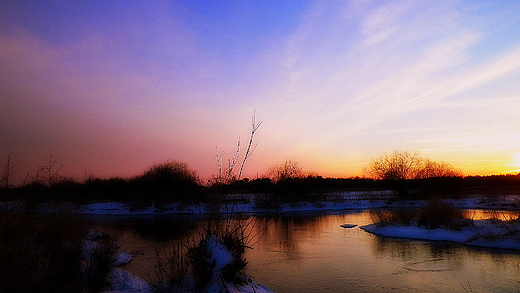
[247,211,520,293]
[89,211,520,293]
[464,209,520,221]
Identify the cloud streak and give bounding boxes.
[258,0,520,175]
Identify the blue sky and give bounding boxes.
[2,0,520,183]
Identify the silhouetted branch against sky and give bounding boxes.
[38,155,65,187]
[238,110,263,180]
[1,153,20,188]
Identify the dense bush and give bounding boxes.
[131,161,203,202]
[414,177,464,198]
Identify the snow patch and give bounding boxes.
[360,224,475,243]
[101,268,152,293]
[360,220,520,250]
[113,251,133,267]
[206,235,234,272]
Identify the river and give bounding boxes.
[89,210,520,292]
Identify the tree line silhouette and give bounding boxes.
[1,149,520,204]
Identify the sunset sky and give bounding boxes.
[2,0,520,184]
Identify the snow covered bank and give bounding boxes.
[74,193,520,215]
[360,219,520,250]
[76,197,420,215]
[4,191,518,216]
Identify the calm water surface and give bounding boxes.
[90,211,520,292]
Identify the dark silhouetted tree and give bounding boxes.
[415,159,462,179]
[366,151,462,198]
[267,160,305,183]
[367,151,421,182]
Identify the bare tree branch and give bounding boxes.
[225,138,240,182]
[238,110,262,180]
[213,110,262,184]
[216,147,223,182]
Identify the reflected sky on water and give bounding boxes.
[89,210,520,292]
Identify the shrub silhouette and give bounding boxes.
[132,161,203,202]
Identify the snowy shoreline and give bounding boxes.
[74,193,520,216]
[4,190,519,216]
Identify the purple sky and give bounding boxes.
[2,0,520,184]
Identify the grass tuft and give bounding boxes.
[149,209,259,292]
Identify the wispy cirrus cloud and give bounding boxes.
[269,1,478,137]
[257,0,520,175]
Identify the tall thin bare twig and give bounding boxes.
[38,155,65,187]
[226,139,240,182]
[1,153,20,188]
[216,147,223,181]
[238,110,262,180]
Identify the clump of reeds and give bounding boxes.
[82,229,122,292]
[150,241,191,293]
[370,198,470,230]
[0,206,87,293]
[213,214,255,284]
[150,211,259,292]
[0,204,120,293]
[417,198,469,229]
[370,208,419,227]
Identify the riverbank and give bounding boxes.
[72,193,520,215]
